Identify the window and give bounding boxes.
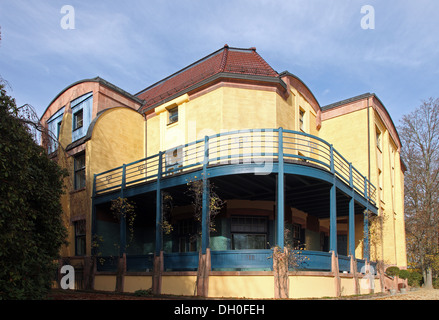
[74,220,86,256]
[177,219,197,252]
[299,109,305,131]
[71,92,92,142]
[46,107,64,154]
[168,106,178,125]
[57,121,62,139]
[376,127,382,151]
[231,216,268,250]
[74,153,86,190]
[73,109,83,130]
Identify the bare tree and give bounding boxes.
[399,97,439,288]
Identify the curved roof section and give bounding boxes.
[322,92,402,149]
[40,76,144,121]
[135,45,280,112]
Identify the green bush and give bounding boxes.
[399,269,410,280]
[408,271,423,287]
[134,288,153,297]
[385,266,400,277]
[433,278,439,289]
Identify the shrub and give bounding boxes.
[0,84,68,299]
[408,271,422,287]
[386,266,400,277]
[134,288,153,297]
[433,278,439,289]
[399,269,410,280]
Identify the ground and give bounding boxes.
[46,288,439,300]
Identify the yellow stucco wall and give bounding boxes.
[87,107,145,175]
[94,275,116,292]
[289,275,335,299]
[320,103,406,267]
[340,277,356,296]
[208,275,275,299]
[161,275,197,296]
[123,275,153,293]
[146,84,320,151]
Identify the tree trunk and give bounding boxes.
[424,267,433,289]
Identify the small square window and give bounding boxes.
[168,107,178,125]
[73,109,83,130]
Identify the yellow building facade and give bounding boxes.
[41,46,406,298]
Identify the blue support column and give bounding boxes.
[329,183,337,253]
[119,164,127,256]
[155,152,163,256]
[349,197,355,257]
[276,128,285,249]
[91,174,97,256]
[349,163,355,258]
[201,136,210,254]
[364,206,370,261]
[329,145,337,254]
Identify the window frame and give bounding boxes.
[299,108,305,132]
[231,216,268,250]
[73,109,84,131]
[74,153,86,190]
[168,106,178,125]
[74,220,86,256]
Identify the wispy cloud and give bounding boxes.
[0,0,438,122]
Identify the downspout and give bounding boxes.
[367,96,370,182]
[147,113,148,158]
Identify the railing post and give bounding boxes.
[364,175,368,199]
[201,136,210,254]
[276,128,285,249]
[330,144,335,173]
[349,163,353,188]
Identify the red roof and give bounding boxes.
[136,45,279,112]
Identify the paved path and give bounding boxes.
[374,288,439,300]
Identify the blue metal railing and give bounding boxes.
[211,249,273,271]
[163,252,199,271]
[93,128,376,205]
[96,256,119,272]
[95,251,374,274]
[126,254,154,272]
[338,255,351,273]
[292,250,332,271]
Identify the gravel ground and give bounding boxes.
[374,288,439,300]
[46,288,439,300]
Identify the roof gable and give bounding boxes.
[135,45,279,112]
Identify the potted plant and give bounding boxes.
[398,269,409,293]
[386,266,400,295]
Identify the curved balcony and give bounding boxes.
[93,127,376,208]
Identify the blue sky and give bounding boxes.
[1,0,438,125]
